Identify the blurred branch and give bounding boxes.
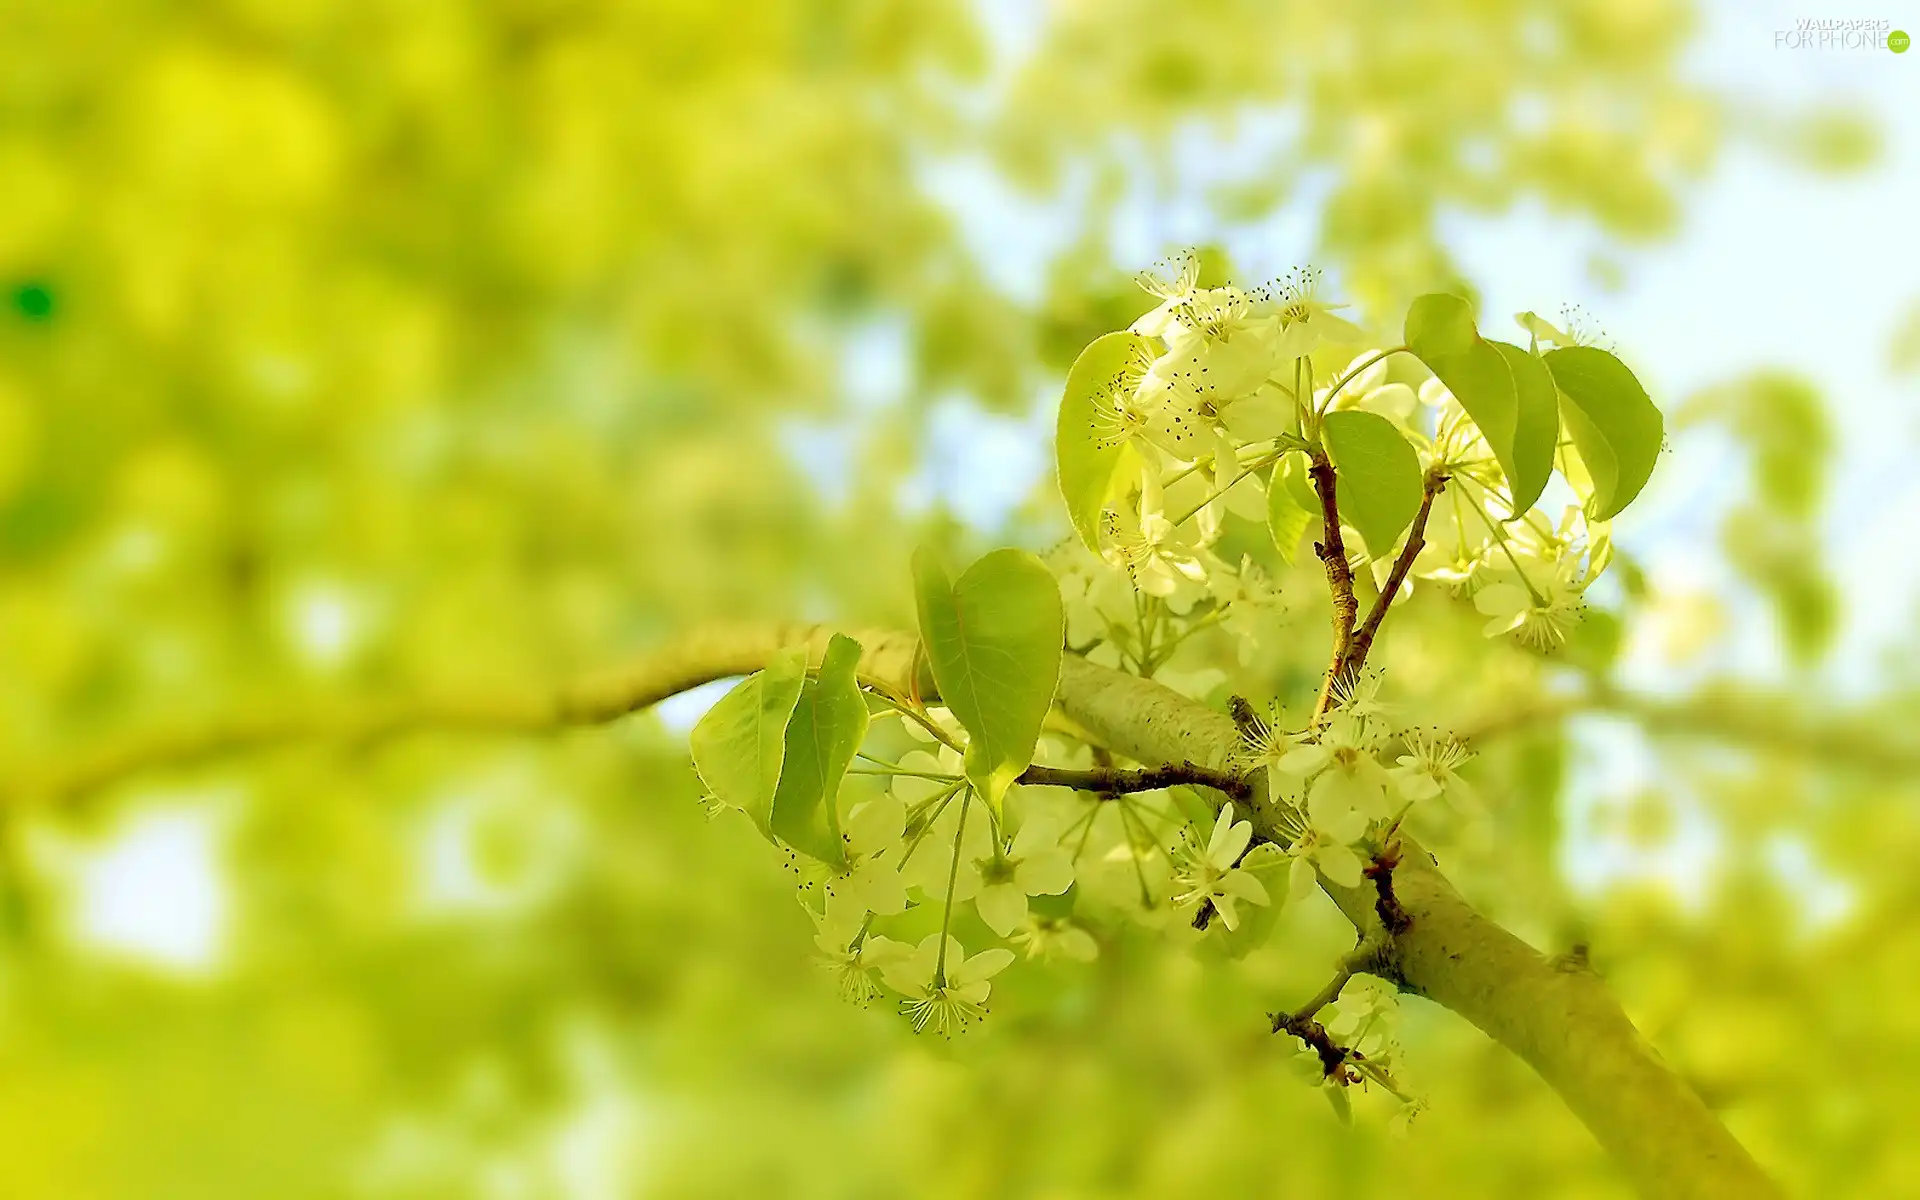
[1,622,924,810]
[1460,681,1920,777]
[0,620,1784,1193]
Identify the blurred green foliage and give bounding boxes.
[0,0,1909,1196]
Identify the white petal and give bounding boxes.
[1014,849,1075,896]
[1221,869,1270,908]
[1058,927,1099,962]
[1239,842,1286,873]
[1317,842,1366,889]
[1213,894,1241,930]
[953,947,1017,985]
[1275,744,1332,777]
[975,884,1028,937]
[1473,583,1529,621]
[854,864,910,916]
[1288,854,1319,902]
[1312,310,1369,345]
[1308,776,1371,843]
[1221,388,1294,441]
[846,794,905,854]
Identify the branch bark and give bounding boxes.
[1018,761,1251,801]
[1342,470,1447,677]
[1046,650,1780,1199]
[1307,450,1359,722]
[0,621,1784,1196]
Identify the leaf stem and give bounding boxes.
[1314,345,1408,419]
[932,787,974,987]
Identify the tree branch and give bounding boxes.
[1,621,925,810]
[1018,762,1251,801]
[1307,449,1360,723]
[1342,470,1448,678]
[1269,931,1394,1080]
[0,621,1789,1195]
[1039,650,1781,1198]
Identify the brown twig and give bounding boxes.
[1017,761,1252,801]
[1342,470,1449,678]
[1307,450,1359,724]
[1270,1010,1360,1082]
[1364,845,1413,935]
[1269,931,1393,1080]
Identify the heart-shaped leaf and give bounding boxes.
[1266,453,1317,565]
[1405,294,1535,508]
[1544,346,1662,519]
[689,646,808,839]
[913,548,1064,813]
[1056,331,1150,551]
[1322,410,1422,559]
[1487,340,1559,514]
[769,634,869,865]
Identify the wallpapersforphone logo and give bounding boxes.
[1774,17,1909,51]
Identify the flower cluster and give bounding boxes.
[698,264,1652,1134]
[1282,976,1417,1126]
[1074,253,1621,658]
[1087,259,1366,607]
[1238,673,1476,898]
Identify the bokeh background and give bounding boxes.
[2,0,1918,1195]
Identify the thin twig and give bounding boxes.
[1017,761,1251,802]
[1364,844,1413,935]
[1341,470,1449,678]
[1307,450,1359,724]
[1268,929,1394,1081]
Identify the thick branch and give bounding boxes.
[1047,655,1778,1198]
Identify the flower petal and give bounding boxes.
[1221,869,1270,907]
[1276,744,1332,777]
[1288,853,1319,901]
[1317,842,1366,889]
[846,794,905,854]
[1473,583,1529,621]
[975,883,1028,937]
[953,947,1017,985]
[1015,849,1075,896]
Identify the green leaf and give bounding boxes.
[1266,453,1316,565]
[913,547,1065,813]
[688,646,808,839]
[1544,346,1663,519]
[769,634,868,865]
[1321,410,1422,559]
[1488,341,1559,513]
[1405,294,1530,509]
[1056,331,1149,552]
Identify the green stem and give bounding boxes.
[1117,801,1158,908]
[1166,449,1283,528]
[932,787,974,987]
[895,782,965,873]
[1466,497,1547,604]
[1314,345,1407,418]
[849,758,962,782]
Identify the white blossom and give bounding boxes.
[1170,802,1274,931]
